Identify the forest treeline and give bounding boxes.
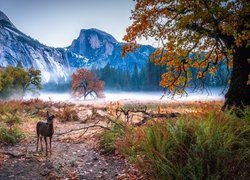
[43,61,229,92]
[94,61,229,91]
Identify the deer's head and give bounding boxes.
[47,111,55,125]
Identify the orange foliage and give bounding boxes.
[123,0,250,95]
[72,69,104,99]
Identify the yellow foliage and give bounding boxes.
[123,0,250,96]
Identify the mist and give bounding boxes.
[24,88,225,103]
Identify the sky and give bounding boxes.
[0,0,140,48]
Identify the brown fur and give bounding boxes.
[36,111,55,156]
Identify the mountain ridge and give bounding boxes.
[0,10,70,83]
[0,10,155,83]
[66,28,155,71]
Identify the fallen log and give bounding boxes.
[134,112,180,126]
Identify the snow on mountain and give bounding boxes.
[89,34,101,49]
[67,28,155,71]
[0,10,155,84]
[0,10,70,83]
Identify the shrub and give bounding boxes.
[0,127,25,145]
[0,101,22,125]
[3,114,21,125]
[0,100,20,114]
[116,110,250,179]
[56,107,79,122]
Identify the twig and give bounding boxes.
[54,124,111,136]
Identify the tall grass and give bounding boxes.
[0,99,47,145]
[116,110,250,179]
[99,121,125,154]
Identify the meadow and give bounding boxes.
[0,97,249,179]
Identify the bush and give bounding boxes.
[0,100,20,114]
[0,101,22,125]
[56,107,79,122]
[0,127,25,145]
[3,114,21,125]
[116,110,250,179]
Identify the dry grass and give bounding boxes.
[55,106,80,122]
[98,101,249,179]
[0,99,80,144]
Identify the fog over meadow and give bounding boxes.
[24,88,225,103]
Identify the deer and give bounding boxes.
[36,111,55,156]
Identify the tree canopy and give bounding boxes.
[123,0,250,109]
[0,66,42,99]
[72,69,104,100]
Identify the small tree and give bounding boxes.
[0,66,42,99]
[72,69,104,100]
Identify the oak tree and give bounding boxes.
[0,66,42,99]
[72,69,104,100]
[123,0,250,110]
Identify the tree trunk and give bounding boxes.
[222,46,250,110]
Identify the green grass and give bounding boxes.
[99,122,124,154]
[114,110,250,179]
[0,126,25,145]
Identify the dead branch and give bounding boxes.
[116,106,180,126]
[54,114,114,136]
[134,112,181,126]
[104,115,125,128]
[116,106,148,122]
[54,124,111,136]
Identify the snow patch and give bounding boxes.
[104,42,114,56]
[89,34,100,49]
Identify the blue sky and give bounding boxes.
[0,0,137,47]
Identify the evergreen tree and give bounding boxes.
[131,63,139,90]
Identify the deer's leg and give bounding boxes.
[40,136,43,151]
[44,136,48,156]
[36,135,39,152]
[49,136,52,155]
